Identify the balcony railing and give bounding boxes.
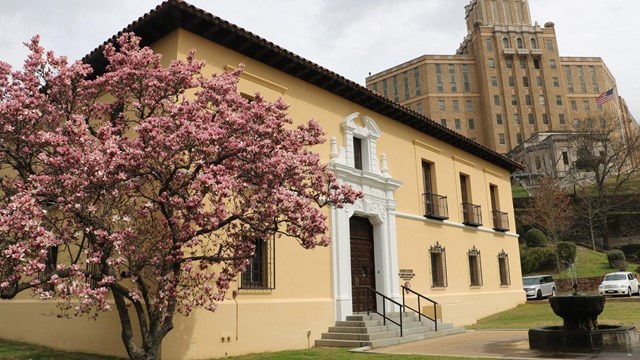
[503,48,515,57]
[492,210,509,232]
[530,49,543,57]
[461,202,482,227]
[423,193,449,220]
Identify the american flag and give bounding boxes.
[596,88,615,105]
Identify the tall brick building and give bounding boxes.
[366,0,636,155]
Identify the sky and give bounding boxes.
[1,0,638,118]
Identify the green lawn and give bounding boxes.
[0,339,487,360]
[0,339,122,360]
[468,300,640,330]
[225,348,485,360]
[525,245,636,279]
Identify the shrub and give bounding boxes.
[620,244,640,258]
[521,247,557,274]
[607,250,626,268]
[557,241,577,269]
[524,228,548,248]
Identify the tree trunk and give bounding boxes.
[113,291,163,360]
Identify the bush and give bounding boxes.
[557,241,577,269]
[607,250,626,268]
[524,228,548,248]
[521,247,557,274]
[620,244,640,257]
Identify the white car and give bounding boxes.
[523,275,556,300]
[598,272,640,296]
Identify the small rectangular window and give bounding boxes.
[468,249,483,287]
[453,99,460,112]
[494,95,501,106]
[533,59,541,69]
[559,114,566,124]
[496,114,503,125]
[556,95,563,106]
[439,99,446,111]
[571,100,577,111]
[553,77,560,87]
[430,244,447,288]
[546,39,554,52]
[519,59,527,69]
[542,113,549,124]
[506,59,513,69]
[488,58,495,69]
[539,95,546,106]
[525,95,532,106]
[455,119,461,130]
[512,95,518,106]
[528,113,534,124]
[440,119,447,127]
[466,100,473,112]
[486,38,493,51]
[498,133,505,144]
[536,77,543,87]
[468,118,475,130]
[353,137,363,170]
[240,238,275,290]
[509,76,515,87]
[550,59,557,69]
[583,100,590,111]
[491,76,498,87]
[498,251,510,286]
[522,76,529,87]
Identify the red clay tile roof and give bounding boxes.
[82,0,523,172]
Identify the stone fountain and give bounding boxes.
[529,272,639,351]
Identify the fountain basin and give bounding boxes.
[529,324,640,351]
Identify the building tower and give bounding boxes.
[366,0,635,163]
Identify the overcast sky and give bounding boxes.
[1,0,638,118]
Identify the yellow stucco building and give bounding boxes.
[0,1,525,358]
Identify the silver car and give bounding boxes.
[523,275,556,300]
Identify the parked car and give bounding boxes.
[598,272,640,296]
[523,275,556,300]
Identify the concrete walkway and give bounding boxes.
[367,330,640,359]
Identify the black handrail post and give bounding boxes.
[417,296,421,322]
[399,305,403,337]
[382,300,386,326]
[365,287,370,316]
[433,302,438,331]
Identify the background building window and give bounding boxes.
[468,246,482,286]
[498,133,505,145]
[241,238,276,290]
[430,242,447,288]
[468,118,475,130]
[498,250,510,286]
[455,118,461,130]
[496,114,503,125]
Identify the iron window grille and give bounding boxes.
[429,242,447,288]
[240,237,275,290]
[498,250,511,286]
[468,246,483,287]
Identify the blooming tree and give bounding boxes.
[0,34,360,360]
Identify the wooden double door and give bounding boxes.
[350,216,376,312]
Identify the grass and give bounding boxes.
[526,244,636,279]
[225,348,486,360]
[555,246,624,279]
[0,340,487,360]
[511,184,529,198]
[0,339,122,360]
[468,300,640,330]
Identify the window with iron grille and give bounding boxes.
[468,246,482,287]
[430,242,447,288]
[498,250,511,286]
[240,237,275,290]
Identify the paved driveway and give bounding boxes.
[369,330,640,359]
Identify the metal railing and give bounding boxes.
[365,287,404,337]
[492,210,509,232]
[461,202,482,226]
[423,192,449,220]
[401,285,438,331]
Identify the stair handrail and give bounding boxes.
[401,285,438,331]
[365,286,404,337]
